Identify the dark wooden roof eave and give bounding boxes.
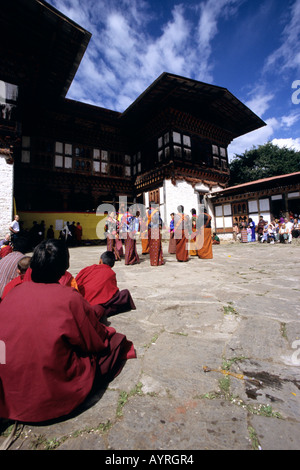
[120,72,266,139]
[0,0,91,102]
[210,172,300,198]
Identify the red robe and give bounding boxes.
[1,274,25,299]
[76,264,119,306]
[0,245,12,259]
[0,282,135,423]
[1,269,78,300]
[174,214,189,262]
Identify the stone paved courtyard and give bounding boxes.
[1,239,300,451]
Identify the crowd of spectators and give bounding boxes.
[233,211,299,244]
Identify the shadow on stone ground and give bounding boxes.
[1,240,300,451]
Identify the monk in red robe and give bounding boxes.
[0,240,135,423]
[174,205,189,262]
[0,241,12,259]
[76,251,136,317]
[106,212,121,261]
[2,262,79,300]
[1,256,31,299]
[147,204,164,266]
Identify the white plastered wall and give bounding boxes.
[0,154,14,238]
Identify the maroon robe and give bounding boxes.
[149,228,164,266]
[124,234,139,265]
[168,231,176,254]
[174,214,189,262]
[76,264,119,305]
[0,282,135,423]
[76,264,136,316]
[107,236,121,261]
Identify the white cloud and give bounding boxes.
[228,117,280,159]
[194,0,242,81]
[228,113,300,160]
[245,91,274,117]
[263,0,300,74]
[280,112,300,128]
[48,0,244,110]
[272,138,300,151]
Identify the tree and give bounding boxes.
[229,142,300,186]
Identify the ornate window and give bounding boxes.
[158,132,171,162]
[172,132,192,161]
[212,144,228,169]
[158,131,191,162]
[55,142,73,169]
[132,151,141,175]
[21,136,30,163]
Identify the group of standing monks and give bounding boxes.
[105,203,213,267]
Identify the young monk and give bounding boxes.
[0,239,135,423]
[0,240,12,259]
[76,251,136,317]
[1,256,31,299]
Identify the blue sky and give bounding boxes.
[48,0,300,160]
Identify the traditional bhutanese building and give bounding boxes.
[0,0,266,239]
[210,172,300,239]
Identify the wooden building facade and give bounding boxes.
[0,0,266,236]
[210,172,300,238]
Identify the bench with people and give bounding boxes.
[233,213,299,244]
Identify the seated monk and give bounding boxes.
[0,239,135,423]
[0,240,13,259]
[1,257,79,301]
[76,250,136,317]
[1,256,31,299]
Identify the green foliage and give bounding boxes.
[229,142,300,186]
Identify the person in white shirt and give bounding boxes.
[9,215,20,243]
[285,218,294,243]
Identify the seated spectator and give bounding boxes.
[285,218,293,243]
[0,234,10,247]
[273,219,280,242]
[267,224,276,244]
[292,218,299,239]
[0,239,135,423]
[260,223,269,243]
[279,224,288,243]
[23,266,79,292]
[0,237,29,298]
[0,240,12,259]
[212,233,220,245]
[76,250,136,317]
[1,256,31,299]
